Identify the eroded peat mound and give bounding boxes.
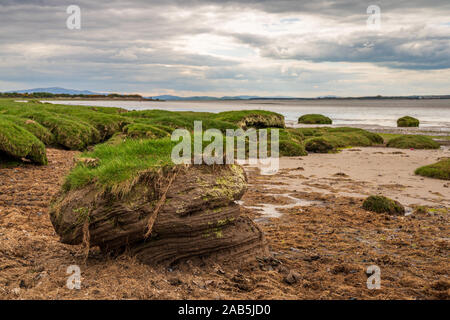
[50,164,267,266]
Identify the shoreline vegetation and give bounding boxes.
[0,100,447,181]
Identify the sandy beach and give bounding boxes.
[1,146,448,300]
[268,147,449,207]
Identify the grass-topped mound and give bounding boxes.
[278,128,307,156]
[214,110,285,129]
[415,158,450,180]
[397,116,419,127]
[297,127,383,153]
[298,114,332,125]
[1,114,55,145]
[122,123,172,139]
[123,110,237,132]
[0,117,47,165]
[362,195,405,215]
[386,135,440,149]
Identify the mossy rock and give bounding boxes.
[327,128,384,145]
[305,137,334,153]
[387,135,440,149]
[362,196,405,215]
[298,114,332,125]
[0,118,47,165]
[279,139,308,156]
[415,158,450,180]
[397,116,419,127]
[214,110,285,129]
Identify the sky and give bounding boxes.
[0,0,449,97]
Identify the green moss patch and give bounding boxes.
[305,137,334,153]
[415,159,450,180]
[0,117,47,164]
[387,135,440,149]
[397,116,419,127]
[214,110,285,129]
[298,114,332,124]
[298,127,383,152]
[362,195,405,215]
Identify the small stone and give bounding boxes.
[168,277,183,286]
[11,288,21,296]
[283,270,301,285]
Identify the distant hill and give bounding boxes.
[7,87,102,95]
[150,95,265,101]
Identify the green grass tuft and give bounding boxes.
[386,135,440,149]
[397,116,419,127]
[362,195,405,215]
[214,110,285,129]
[298,114,332,125]
[63,138,177,193]
[415,158,450,180]
[305,137,334,153]
[297,127,383,152]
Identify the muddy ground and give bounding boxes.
[0,148,448,300]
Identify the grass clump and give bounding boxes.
[214,110,285,129]
[0,118,47,164]
[122,123,171,139]
[415,158,450,180]
[397,116,419,127]
[298,114,332,125]
[22,111,101,150]
[305,137,334,153]
[123,110,238,132]
[387,135,440,149]
[362,195,405,215]
[63,138,177,193]
[1,114,55,145]
[297,127,383,152]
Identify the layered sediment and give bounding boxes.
[50,164,267,266]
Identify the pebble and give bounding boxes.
[284,270,301,285]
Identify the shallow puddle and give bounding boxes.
[240,193,324,219]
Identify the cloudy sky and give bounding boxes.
[0,0,449,97]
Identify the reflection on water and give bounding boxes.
[46,99,450,129]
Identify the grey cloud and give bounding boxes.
[228,26,450,70]
[0,0,449,95]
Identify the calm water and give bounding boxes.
[47,99,450,130]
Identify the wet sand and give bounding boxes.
[271,147,450,207]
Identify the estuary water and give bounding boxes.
[46,99,450,132]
